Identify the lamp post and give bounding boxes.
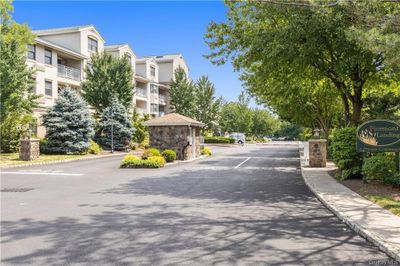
[110,108,114,154]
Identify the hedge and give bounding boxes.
[204,136,235,144]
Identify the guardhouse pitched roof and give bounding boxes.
[143,113,205,127]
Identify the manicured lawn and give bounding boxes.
[367,195,400,216]
[0,153,85,167]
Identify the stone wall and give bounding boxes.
[308,139,327,167]
[149,125,202,160]
[19,139,40,161]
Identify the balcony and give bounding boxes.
[136,88,147,98]
[58,64,81,81]
[159,94,167,104]
[137,107,147,114]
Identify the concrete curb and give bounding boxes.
[299,142,400,263]
[301,169,400,263]
[1,152,127,169]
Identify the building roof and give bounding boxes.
[33,24,105,42]
[35,37,88,59]
[104,43,136,56]
[144,113,205,127]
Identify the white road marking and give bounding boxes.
[1,171,83,176]
[234,157,251,169]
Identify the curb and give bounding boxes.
[0,153,127,169]
[300,167,400,263]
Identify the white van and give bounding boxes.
[229,132,246,144]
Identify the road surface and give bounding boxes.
[1,143,391,265]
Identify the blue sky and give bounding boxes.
[13,1,254,105]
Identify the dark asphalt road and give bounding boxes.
[0,143,391,265]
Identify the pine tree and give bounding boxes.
[169,67,195,117]
[96,97,134,150]
[0,1,38,152]
[42,88,94,154]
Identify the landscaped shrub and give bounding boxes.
[329,127,363,179]
[120,154,164,168]
[42,88,94,155]
[162,149,176,162]
[148,148,161,156]
[384,173,400,186]
[201,147,212,155]
[39,138,48,153]
[204,136,235,144]
[88,140,102,155]
[141,148,161,159]
[363,154,396,183]
[147,156,166,167]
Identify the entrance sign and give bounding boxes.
[356,120,400,152]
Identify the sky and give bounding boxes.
[13,1,257,106]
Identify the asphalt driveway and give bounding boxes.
[0,143,391,265]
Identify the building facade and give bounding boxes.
[26,24,189,137]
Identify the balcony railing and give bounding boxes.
[159,95,166,104]
[58,64,81,81]
[136,88,147,98]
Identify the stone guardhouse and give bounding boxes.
[144,113,205,160]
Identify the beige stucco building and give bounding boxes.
[25,24,189,137]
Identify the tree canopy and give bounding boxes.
[205,0,400,126]
[0,0,38,152]
[81,52,134,114]
[169,67,195,117]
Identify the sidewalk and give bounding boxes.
[299,142,400,262]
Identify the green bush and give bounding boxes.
[147,156,166,167]
[329,127,363,179]
[162,149,176,162]
[384,173,400,186]
[204,136,235,144]
[363,154,396,183]
[88,140,102,155]
[148,148,161,156]
[120,154,164,168]
[141,148,160,159]
[39,138,49,153]
[201,147,212,156]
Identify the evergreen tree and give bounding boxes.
[81,52,134,115]
[0,0,38,152]
[169,67,195,117]
[42,88,94,154]
[131,108,149,144]
[96,97,134,150]
[194,76,222,132]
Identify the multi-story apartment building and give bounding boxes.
[26,24,189,137]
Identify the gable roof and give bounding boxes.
[33,24,105,42]
[143,113,205,127]
[105,43,136,57]
[35,37,87,59]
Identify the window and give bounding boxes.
[27,45,36,60]
[88,37,98,52]
[150,84,158,94]
[45,80,52,96]
[151,103,158,113]
[45,49,52,65]
[150,66,156,77]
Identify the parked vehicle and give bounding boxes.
[229,132,246,144]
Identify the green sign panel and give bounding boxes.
[356,120,400,152]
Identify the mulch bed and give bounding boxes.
[329,169,400,201]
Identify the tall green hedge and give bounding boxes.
[204,136,235,144]
[329,127,363,179]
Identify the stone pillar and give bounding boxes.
[308,139,327,167]
[19,139,40,161]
